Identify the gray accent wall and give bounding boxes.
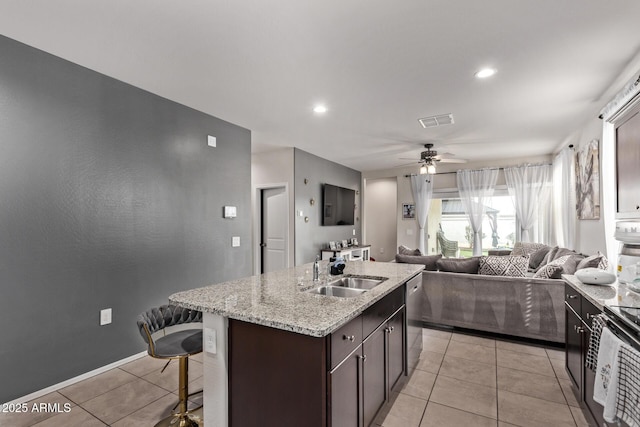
[294,149,362,264]
[0,35,251,402]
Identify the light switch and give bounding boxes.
[224,206,237,218]
[207,135,217,147]
[232,236,240,247]
[406,229,414,235]
[204,328,217,354]
[100,308,112,326]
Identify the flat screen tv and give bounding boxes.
[323,184,355,226]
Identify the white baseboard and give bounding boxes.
[3,351,148,405]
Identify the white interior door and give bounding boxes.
[261,187,287,273]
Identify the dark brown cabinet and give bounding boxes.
[616,108,640,216]
[228,281,413,427]
[363,326,385,427]
[564,283,605,427]
[331,286,406,427]
[329,346,362,427]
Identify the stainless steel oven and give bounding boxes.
[601,306,640,427]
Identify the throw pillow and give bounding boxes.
[537,254,583,277]
[478,255,529,277]
[398,245,422,256]
[552,247,577,261]
[576,251,610,271]
[512,242,549,257]
[534,264,564,279]
[436,257,480,274]
[395,254,442,271]
[529,246,552,270]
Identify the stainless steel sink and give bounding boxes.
[328,276,386,290]
[306,286,367,298]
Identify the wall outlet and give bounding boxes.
[406,229,413,235]
[204,327,217,354]
[207,135,217,147]
[232,236,240,247]
[100,308,112,326]
[352,229,356,236]
[380,247,384,254]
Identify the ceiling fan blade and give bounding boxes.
[439,158,468,164]
[395,161,420,167]
[398,157,419,160]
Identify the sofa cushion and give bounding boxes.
[395,254,442,271]
[536,246,577,272]
[534,254,584,278]
[512,242,549,257]
[576,251,609,271]
[398,245,422,256]
[436,257,480,274]
[533,263,564,279]
[478,255,529,277]
[529,246,552,270]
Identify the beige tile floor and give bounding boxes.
[0,328,592,427]
[375,328,592,427]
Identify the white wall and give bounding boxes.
[364,177,397,261]
[251,148,295,271]
[559,118,607,255]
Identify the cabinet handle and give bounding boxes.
[361,355,367,363]
[576,326,584,334]
[343,335,355,342]
[389,326,394,332]
[567,294,578,299]
[586,312,591,320]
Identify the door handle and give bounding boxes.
[260,243,267,247]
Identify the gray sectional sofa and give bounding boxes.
[420,270,565,343]
[395,244,608,344]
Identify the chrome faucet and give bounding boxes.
[313,255,321,281]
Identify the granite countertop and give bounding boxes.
[563,274,640,310]
[169,261,423,337]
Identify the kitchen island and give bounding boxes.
[170,261,423,427]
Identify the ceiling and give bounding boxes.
[1,1,640,172]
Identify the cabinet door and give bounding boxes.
[363,327,386,427]
[565,304,583,394]
[329,347,362,427]
[387,309,405,390]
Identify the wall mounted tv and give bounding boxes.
[322,184,356,226]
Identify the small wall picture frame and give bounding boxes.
[402,203,415,220]
[329,241,337,250]
[342,239,349,248]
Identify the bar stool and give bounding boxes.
[137,304,203,427]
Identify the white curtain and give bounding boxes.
[410,175,433,254]
[456,169,499,256]
[552,147,576,249]
[504,164,552,243]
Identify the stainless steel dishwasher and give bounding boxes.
[405,273,423,375]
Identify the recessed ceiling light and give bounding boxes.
[313,105,328,114]
[475,68,497,79]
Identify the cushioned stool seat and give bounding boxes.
[152,329,202,358]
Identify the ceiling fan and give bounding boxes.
[399,143,468,174]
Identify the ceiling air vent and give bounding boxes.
[418,113,454,128]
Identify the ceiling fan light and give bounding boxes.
[475,68,496,79]
[427,164,436,174]
[419,165,428,175]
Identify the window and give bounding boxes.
[427,193,516,257]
